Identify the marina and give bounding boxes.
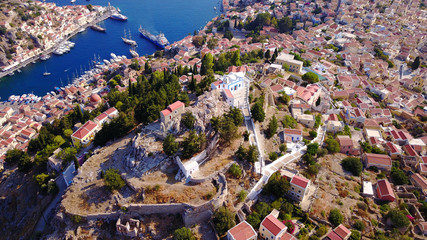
[0,0,219,100]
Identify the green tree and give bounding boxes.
[264,49,271,60]
[325,137,340,153]
[309,130,317,138]
[224,30,234,40]
[163,134,179,156]
[231,50,242,66]
[266,115,278,138]
[269,152,278,161]
[227,107,244,126]
[387,209,410,228]
[302,72,319,83]
[228,163,242,178]
[412,56,420,70]
[350,230,361,240]
[282,115,297,128]
[246,212,261,228]
[200,53,214,76]
[391,169,409,185]
[181,130,206,159]
[307,143,319,156]
[316,224,328,237]
[59,147,78,164]
[5,149,26,165]
[251,102,265,122]
[279,144,287,153]
[145,61,152,74]
[329,208,344,227]
[277,17,293,33]
[353,220,365,231]
[282,63,290,71]
[341,157,363,176]
[181,111,196,129]
[213,206,236,236]
[247,145,259,163]
[174,227,196,240]
[238,190,247,202]
[104,168,125,191]
[279,92,290,105]
[262,171,290,198]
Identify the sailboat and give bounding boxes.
[43,66,51,76]
[130,45,139,58]
[122,29,137,46]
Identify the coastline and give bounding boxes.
[0,6,116,81]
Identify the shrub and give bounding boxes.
[269,152,278,161]
[279,144,287,153]
[329,208,344,227]
[104,168,125,191]
[353,220,365,231]
[341,157,363,176]
[213,207,235,236]
[174,227,196,240]
[350,230,361,240]
[387,209,410,228]
[357,202,368,211]
[238,190,247,202]
[309,130,317,138]
[315,224,328,237]
[283,220,295,233]
[228,163,242,178]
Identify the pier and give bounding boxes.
[0,6,117,79]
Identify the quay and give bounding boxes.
[0,6,117,79]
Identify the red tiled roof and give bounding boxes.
[337,136,353,146]
[403,144,418,157]
[422,156,427,164]
[280,232,297,240]
[161,109,172,117]
[419,164,427,173]
[228,221,257,240]
[104,107,118,116]
[71,120,98,140]
[326,231,342,240]
[224,89,234,99]
[377,179,394,198]
[365,153,391,167]
[284,128,302,136]
[334,224,351,239]
[291,175,309,188]
[94,113,108,122]
[168,101,185,112]
[270,84,284,92]
[261,214,286,236]
[385,142,399,154]
[411,173,427,189]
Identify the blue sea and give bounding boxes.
[0,0,220,100]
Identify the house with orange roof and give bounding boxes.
[337,135,359,155]
[283,128,302,142]
[410,173,427,192]
[227,221,257,240]
[362,153,392,171]
[375,179,395,202]
[289,175,311,201]
[71,120,100,147]
[325,224,351,240]
[259,213,287,240]
[160,101,185,132]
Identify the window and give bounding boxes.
[298,190,301,193]
[292,187,294,190]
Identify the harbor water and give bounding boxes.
[0,0,220,100]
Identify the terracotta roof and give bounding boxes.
[422,156,427,164]
[337,136,353,146]
[411,173,427,189]
[419,163,427,173]
[104,107,118,116]
[94,113,108,122]
[228,221,257,240]
[161,109,172,117]
[377,179,394,199]
[364,153,391,167]
[291,175,309,189]
[284,128,302,136]
[168,101,185,112]
[334,224,351,239]
[403,144,418,157]
[220,86,234,98]
[385,142,399,154]
[71,120,98,140]
[280,232,297,240]
[261,214,287,236]
[326,231,342,240]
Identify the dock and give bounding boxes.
[0,6,117,79]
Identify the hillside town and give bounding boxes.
[0,0,426,239]
[0,0,110,75]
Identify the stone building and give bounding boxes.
[160,101,185,132]
[116,216,143,238]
